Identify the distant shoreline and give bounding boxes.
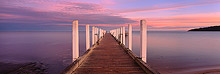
[189,26,220,31]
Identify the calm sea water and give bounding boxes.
[0,31,220,74]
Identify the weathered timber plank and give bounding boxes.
[73,33,147,74]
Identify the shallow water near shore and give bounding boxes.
[0,31,220,74]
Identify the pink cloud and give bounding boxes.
[0,0,113,14]
[0,13,25,19]
[0,0,136,25]
[117,0,220,13]
[125,12,220,31]
[1,0,219,31]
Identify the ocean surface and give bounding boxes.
[0,31,220,74]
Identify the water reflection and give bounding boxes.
[130,31,220,74]
[1,31,220,74]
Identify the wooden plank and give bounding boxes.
[61,37,103,74]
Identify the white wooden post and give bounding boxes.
[102,30,105,37]
[102,29,104,36]
[92,26,95,45]
[96,28,98,39]
[104,30,106,36]
[95,27,98,42]
[101,29,104,36]
[120,27,123,42]
[100,29,102,37]
[86,24,90,50]
[99,28,101,38]
[128,24,132,50]
[112,30,114,36]
[94,27,96,43]
[102,29,104,37]
[115,29,117,39]
[122,27,125,45]
[115,29,117,37]
[114,30,116,37]
[96,28,98,41]
[117,28,119,39]
[72,20,79,62]
[140,20,147,63]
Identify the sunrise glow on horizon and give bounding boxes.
[0,0,220,31]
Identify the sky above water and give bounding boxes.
[0,0,220,31]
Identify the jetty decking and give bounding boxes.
[62,33,158,74]
[74,33,145,74]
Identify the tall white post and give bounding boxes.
[115,29,117,37]
[120,27,123,42]
[97,28,99,41]
[140,20,147,63]
[102,30,105,37]
[102,29,104,37]
[92,26,95,45]
[102,30,104,36]
[72,20,79,62]
[115,29,118,39]
[122,27,125,45]
[86,24,90,50]
[94,27,97,43]
[128,24,132,50]
[117,28,119,39]
[99,28,101,38]
[96,28,98,42]
[101,29,103,37]
[113,29,116,37]
[112,30,114,36]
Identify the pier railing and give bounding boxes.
[62,20,159,74]
[72,20,107,62]
[109,20,147,62]
[62,20,106,74]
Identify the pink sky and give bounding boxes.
[0,0,220,31]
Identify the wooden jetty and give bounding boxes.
[61,20,159,74]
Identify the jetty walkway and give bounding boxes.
[61,20,159,74]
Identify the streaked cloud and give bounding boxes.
[117,0,220,13]
[0,0,219,31]
[0,0,135,25]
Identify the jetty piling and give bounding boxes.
[99,28,101,38]
[140,20,147,63]
[120,27,123,42]
[117,28,120,39]
[128,24,132,50]
[95,27,98,43]
[122,26,125,45]
[86,24,90,50]
[92,26,95,45]
[72,20,79,62]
